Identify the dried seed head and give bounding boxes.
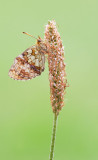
[45,20,67,115]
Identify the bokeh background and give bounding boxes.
[0,0,98,160]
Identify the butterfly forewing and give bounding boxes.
[9,45,45,80]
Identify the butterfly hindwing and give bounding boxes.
[9,45,45,80]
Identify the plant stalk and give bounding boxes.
[49,113,58,160]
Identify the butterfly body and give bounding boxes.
[9,38,48,80]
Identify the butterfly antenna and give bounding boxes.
[22,32,37,40]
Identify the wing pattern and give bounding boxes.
[9,45,45,80]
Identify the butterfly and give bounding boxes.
[9,32,48,80]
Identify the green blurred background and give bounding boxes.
[0,0,98,160]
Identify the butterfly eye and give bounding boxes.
[37,39,41,43]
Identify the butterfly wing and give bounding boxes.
[9,45,45,80]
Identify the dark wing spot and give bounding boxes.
[16,57,25,64]
[30,65,41,75]
[22,52,28,56]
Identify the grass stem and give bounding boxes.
[49,113,58,160]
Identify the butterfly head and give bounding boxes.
[37,36,48,54]
[37,36,43,44]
